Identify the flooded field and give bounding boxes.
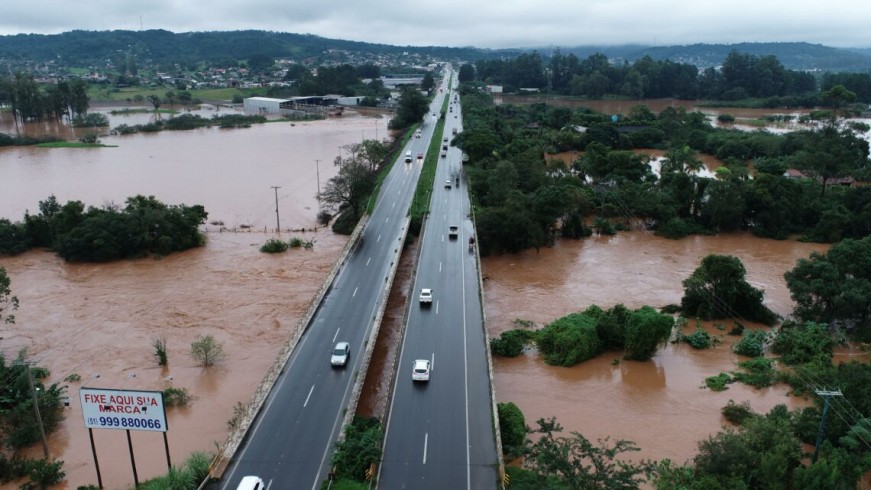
[484,232,830,465]
[0,111,385,488]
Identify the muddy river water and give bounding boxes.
[0,103,859,488]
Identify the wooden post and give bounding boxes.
[126,430,139,487]
[89,428,103,489]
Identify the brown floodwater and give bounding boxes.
[0,111,385,489]
[0,103,862,487]
[484,232,830,465]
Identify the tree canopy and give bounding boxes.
[681,255,778,325]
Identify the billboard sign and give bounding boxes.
[80,388,167,432]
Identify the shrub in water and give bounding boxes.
[260,238,289,253]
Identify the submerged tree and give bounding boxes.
[681,255,777,324]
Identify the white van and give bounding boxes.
[404,151,412,163]
[236,476,266,490]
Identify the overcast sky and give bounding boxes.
[2,0,870,49]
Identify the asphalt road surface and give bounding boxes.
[377,81,500,489]
[220,75,453,490]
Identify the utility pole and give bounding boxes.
[271,186,281,233]
[26,364,50,458]
[315,160,321,201]
[813,389,843,463]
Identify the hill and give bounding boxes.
[1,30,869,73]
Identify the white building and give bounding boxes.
[243,97,290,114]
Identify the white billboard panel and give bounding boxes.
[80,388,167,432]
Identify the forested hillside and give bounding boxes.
[1,30,870,73]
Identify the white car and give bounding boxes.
[445,179,452,188]
[412,359,431,382]
[330,341,350,367]
[448,225,459,239]
[236,476,266,490]
[419,288,433,304]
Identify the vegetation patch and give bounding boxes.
[732,329,768,357]
[705,373,732,391]
[330,416,382,482]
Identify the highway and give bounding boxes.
[220,74,452,490]
[377,84,500,489]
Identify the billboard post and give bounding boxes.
[80,388,169,487]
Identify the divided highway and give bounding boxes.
[377,84,500,488]
[220,75,453,490]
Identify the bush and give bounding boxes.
[24,458,65,489]
[728,322,745,336]
[705,373,732,391]
[537,312,602,366]
[260,238,289,253]
[331,417,382,481]
[722,400,755,425]
[733,329,767,357]
[490,329,532,357]
[717,114,735,123]
[162,387,190,407]
[152,336,168,365]
[731,358,776,388]
[190,335,225,367]
[657,217,693,239]
[770,321,834,365]
[623,306,674,361]
[678,328,714,349]
[497,402,526,456]
[288,237,303,248]
[78,133,99,144]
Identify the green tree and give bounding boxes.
[319,153,377,226]
[791,125,869,197]
[497,402,527,456]
[681,255,777,324]
[331,416,382,481]
[147,94,160,110]
[0,266,18,325]
[165,90,176,108]
[525,417,650,490]
[190,335,225,367]
[457,63,475,83]
[536,312,602,366]
[388,86,429,130]
[421,72,435,92]
[623,306,674,361]
[784,236,871,338]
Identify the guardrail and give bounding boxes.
[208,215,369,481]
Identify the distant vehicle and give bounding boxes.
[412,359,431,382]
[441,152,447,158]
[419,288,433,304]
[404,151,412,163]
[452,128,458,135]
[443,137,448,142]
[415,129,422,138]
[442,144,448,151]
[236,476,266,490]
[449,225,459,239]
[445,179,452,189]
[331,341,350,367]
[417,153,424,160]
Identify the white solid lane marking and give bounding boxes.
[366,257,371,266]
[332,328,340,343]
[439,262,442,272]
[435,301,439,315]
[303,385,315,408]
[353,287,358,298]
[267,479,273,490]
[423,432,429,464]
[431,352,435,370]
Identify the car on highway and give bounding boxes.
[412,359,431,382]
[417,153,424,160]
[404,151,412,163]
[236,476,266,490]
[441,151,447,158]
[419,288,433,304]
[448,225,459,239]
[330,341,350,367]
[443,137,448,143]
[445,179,452,189]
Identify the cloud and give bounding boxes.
[1,0,870,48]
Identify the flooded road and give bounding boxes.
[484,232,828,464]
[0,111,385,489]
